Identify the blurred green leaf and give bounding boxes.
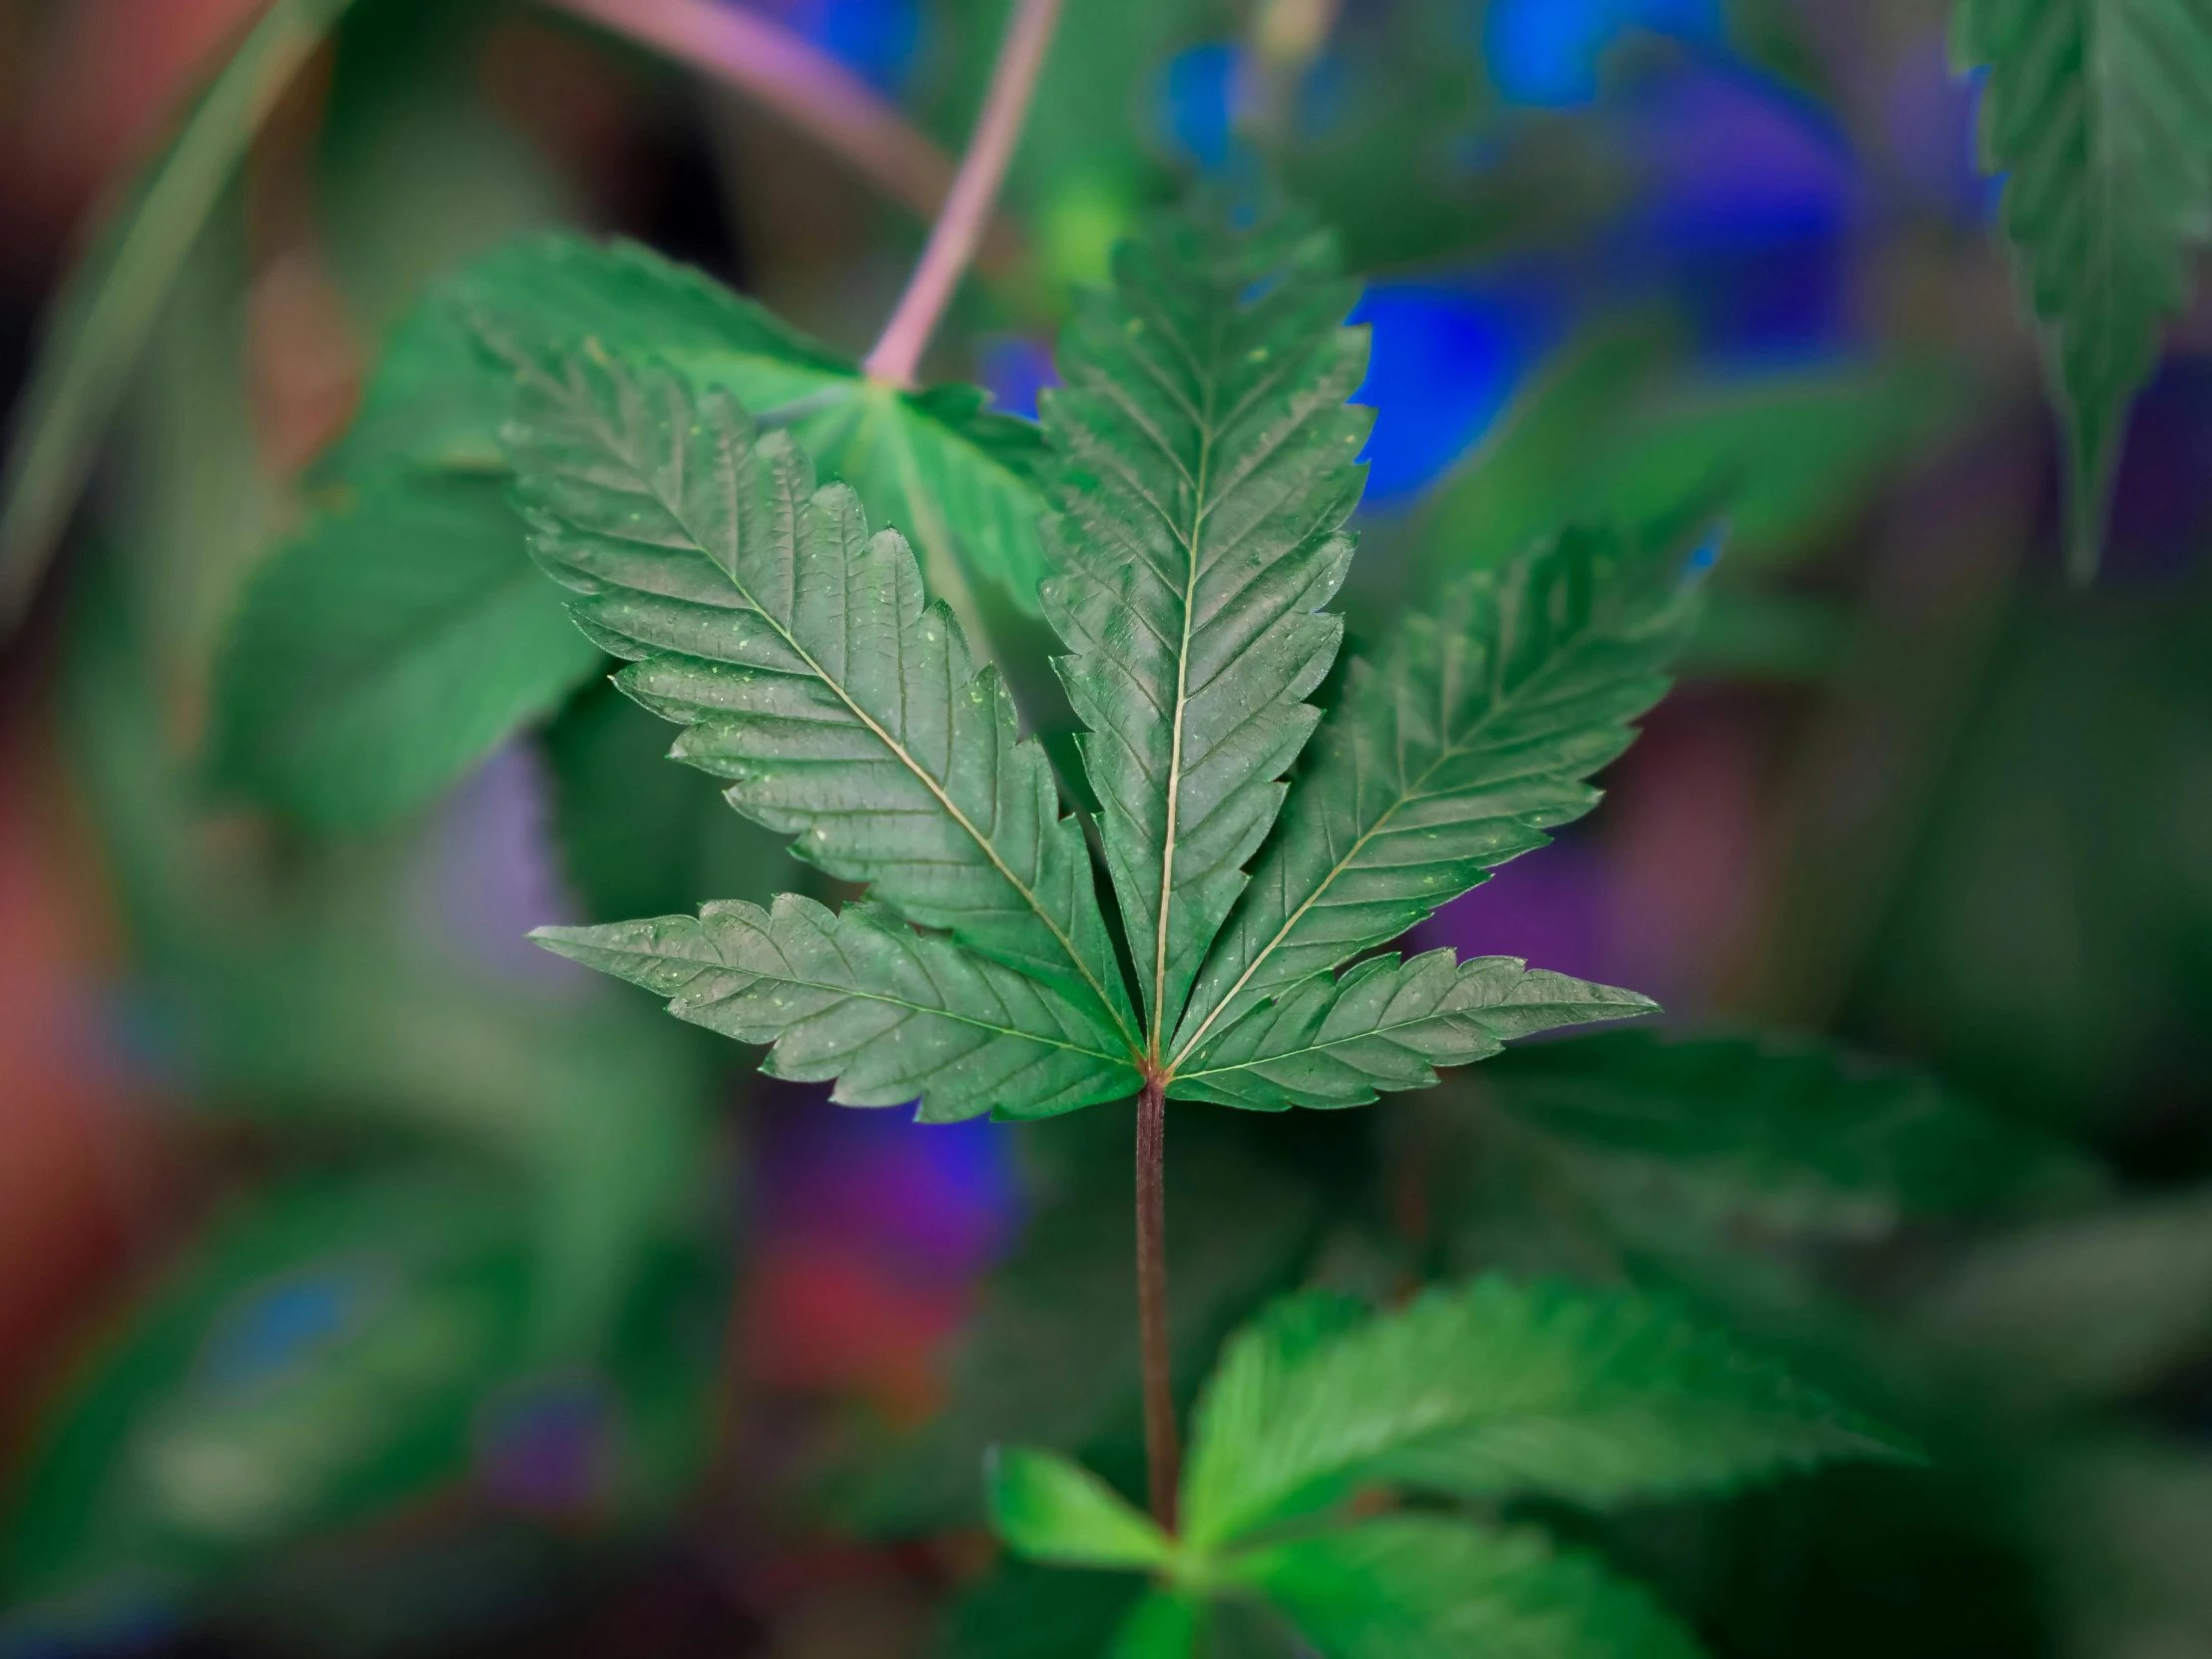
[1720,0,1843,106]
[1419,331,1974,586]
[944,1562,1148,1659]
[1907,1188,2212,1418]
[542,676,791,924]
[1856,582,2212,1121]
[1475,1031,2097,1237]
[1227,1517,1707,1659]
[206,472,602,829]
[1952,0,2212,579]
[0,1168,724,1642]
[444,236,1058,621]
[1181,1277,1917,1549]
[213,234,1057,830]
[1684,590,1850,680]
[1277,0,1620,271]
[1109,1590,1203,1659]
[989,1447,1175,1570]
[2023,1435,2212,1659]
[70,556,712,1360]
[0,0,359,633]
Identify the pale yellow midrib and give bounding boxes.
[1150,311,1222,1064]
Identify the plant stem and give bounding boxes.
[546,0,1013,268]
[862,0,1063,387]
[1135,1077,1179,1530]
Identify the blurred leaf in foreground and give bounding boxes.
[207,235,1057,831]
[1907,1187,2212,1420]
[542,675,792,925]
[0,0,359,632]
[1418,329,1976,584]
[0,1169,724,1645]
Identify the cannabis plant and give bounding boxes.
[485,205,1915,1652]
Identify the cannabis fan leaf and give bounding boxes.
[985,1277,1918,1659]
[510,205,1691,1120]
[1953,0,2212,579]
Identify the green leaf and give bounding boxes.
[365,234,1054,604]
[339,233,846,478]
[1419,330,1971,582]
[533,897,1137,1123]
[210,234,1057,830]
[1040,206,1371,1044]
[1180,1277,1916,1548]
[1110,1591,1203,1659]
[0,1168,723,1626]
[500,343,1138,1048]
[1952,0,2212,579]
[0,0,360,631]
[1170,523,1696,1072]
[1169,951,1656,1110]
[1907,1187,2212,1417]
[1478,1031,2099,1234]
[542,675,792,923]
[206,471,601,827]
[2025,1434,2212,1659]
[989,1446,1176,1570]
[799,378,1058,616]
[1226,1518,1707,1659]
[943,1562,1147,1659]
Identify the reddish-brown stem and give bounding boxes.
[1135,1077,1179,1530]
[862,0,1062,386]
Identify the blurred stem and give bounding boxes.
[0,0,355,648]
[863,0,1063,386]
[1136,1077,1180,1529]
[544,0,1018,271]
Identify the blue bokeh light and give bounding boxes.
[1485,0,1724,107]
[1153,42,1242,171]
[1351,282,1561,505]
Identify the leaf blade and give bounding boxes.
[207,471,601,827]
[1479,1029,2099,1234]
[1171,522,1696,1070]
[501,344,1139,1049]
[988,1445,1175,1570]
[1181,1276,1917,1548]
[1042,207,1371,1044]
[1227,1517,1708,1659]
[1953,0,2212,578]
[1169,952,1656,1110]
[534,897,1136,1123]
